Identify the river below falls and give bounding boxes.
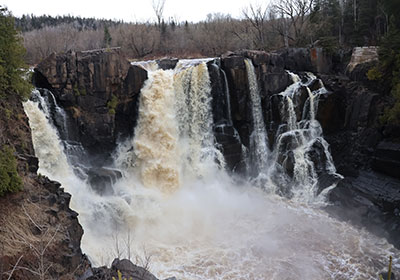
[77,174,400,280]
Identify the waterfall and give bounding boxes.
[24,60,399,280]
[285,96,297,131]
[268,71,342,203]
[174,62,224,177]
[23,92,73,182]
[131,69,180,192]
[117,61,224,190]
[244,59,270,177]
[221,68,233,126]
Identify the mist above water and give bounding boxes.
[24,61,399,279]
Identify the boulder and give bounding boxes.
[87,167,122,195]
[87,259,159,280]
[214,124,246,173]
[346,46,379,81]
[157,57,179,70]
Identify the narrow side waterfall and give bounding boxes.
[23,90,73,181]
[244,59,270,177]
[221,67,233,126]
[25,60,400,280]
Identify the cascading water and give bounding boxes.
[130,69,180,192]
[244,59,270,179]
[23,90,74,182]
[24,60,400,279]
[243,64,343,203]
[173,61,225,178]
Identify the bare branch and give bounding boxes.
[152,0,166,26]
[6,255,23,280]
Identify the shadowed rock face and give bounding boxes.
[34,48,147,160]
[220,51,290,150]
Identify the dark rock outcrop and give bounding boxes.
[373,141,400,179]
[220,50,290,150]
[157,57,179,70]
[327,171,400,248]
[346,46,379,81]
[87,167,122,195]
[84,258,160,280]
[34,48,147,159]
[318,61,400,249]
[278,47,332,74]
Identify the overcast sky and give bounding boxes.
[1,0,267,23]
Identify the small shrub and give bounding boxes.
[0,145,23,196]
[1,107,12,119]
[367,66,383,81]
[107,94,118,115]
[80,86,87,96]
[73,83,80,96]
[380,82,400,125]
[73,83,87,97]
[112,270,132,280]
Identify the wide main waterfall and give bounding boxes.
[24,59,399,279]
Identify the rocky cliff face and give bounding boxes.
[34,48,147,160]
[0,95,89,279]
[315,57,400,248]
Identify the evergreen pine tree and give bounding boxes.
[0,6,31,99]
[103,25,112,48]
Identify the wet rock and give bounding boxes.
[327,171,400,248]
[221,54,251,148]
[87,167,122,195]
[214,124,245,173]
[111,258,158,280]
[88,259,159,280]
[208,62,232,125]
[26,154,39,173]
[316,89,346,134]
[373,141,400,179]
[317,173,342,194]
[221,50,290,152]
[307,138,328,174]
[157,57,178,70]
[310,47,332,74]
[293,86,309,121]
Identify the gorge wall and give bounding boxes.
[0,94,89,279]
[32,47,400,248]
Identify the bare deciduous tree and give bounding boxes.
[242,4,270,49]
[271,0,314,46]
[152,0,166,27]
[116,23,158,58]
